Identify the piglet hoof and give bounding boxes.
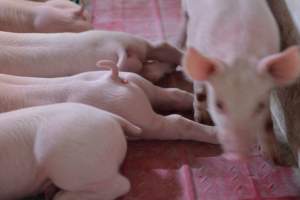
[194,109,214,125]
[44,184,59,200]
[259,144,284,166]
[260,152,277,166]
[121,79,129,84]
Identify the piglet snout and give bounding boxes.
[219,131,256,161]
[222,152,251,162]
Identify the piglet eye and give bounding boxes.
[255,102,266,114]
[216,100,225,112]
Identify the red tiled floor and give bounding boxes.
[92,1,300,199]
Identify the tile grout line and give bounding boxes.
[120,0,125,31]
[152,0,167,41]
[181,145,197,200]
[92,0,96,27]
[244,162,262,199]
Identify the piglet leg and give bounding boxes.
[258,115,282,165]
[53,174,130,200]
[150,87,194,112]
[126,73,194,112]
[193,83,213,125]
[138,113,218,144]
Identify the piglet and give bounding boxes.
[0,0,92,33]
[0,30,182,82]
[0,102,141,200]
[0,64,217,143]
[180,0,300,161]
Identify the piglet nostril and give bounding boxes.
[196,93,206,102]
[219,133,255,161]
[222,152,250,162]
[265,118,273,133]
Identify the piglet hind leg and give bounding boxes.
[127,73,194,112]
[151,87,194,112]
[258,115,285,165]
[141,113,218,144]
[53,174,130,200]
[35,111,130,200]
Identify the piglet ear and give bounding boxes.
[258,46,300,85]
[182,47,219,81]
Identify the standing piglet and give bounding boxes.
[0,103,140,200]
[0,0,92,33]
[179,0,300,160]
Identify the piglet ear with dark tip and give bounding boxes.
[182,47,221,81]
[257,46,300,85]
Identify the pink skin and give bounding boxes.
[184,43,300,162]
[0,69,218,143]
[180,0,300,160]
[0,0,92,33]
[0,103,141,200]
[0,31,181,82]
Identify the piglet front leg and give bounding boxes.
[140,113,218,144]
[193,84,213,125]
[258,114,288,165]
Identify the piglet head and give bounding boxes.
[183,46,300,160]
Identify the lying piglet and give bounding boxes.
[0,0,92,33]
[180,0,300,161]
[0,103,141,200]
[0,66,217,143]
[0,30,182,82]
